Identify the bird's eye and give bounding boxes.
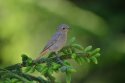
[62,27,65,30]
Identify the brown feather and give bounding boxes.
[35,49,48,61]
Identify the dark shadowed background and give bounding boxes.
[0,0,125,83]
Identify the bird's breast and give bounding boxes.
[49,33,67,52]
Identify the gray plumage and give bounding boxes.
[35,24,69,60]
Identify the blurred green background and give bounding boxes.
[0,0,125,83]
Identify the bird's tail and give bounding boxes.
[35,50,48,61]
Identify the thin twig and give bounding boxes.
[5,52,88,70]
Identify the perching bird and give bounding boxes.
[35,24,69,61]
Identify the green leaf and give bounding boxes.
[11,78,20,83]
[84,46,92,52]
[71,53,77,59]
[95,48,100,52]
[72,44,84,50]
[27,59,33,65]
[61,66,76,73]
[94,53,101,57]
[79,57,85,63]
[60,66,67,72]
[75,57,81,64]
[68,48,72,54]
[90,48,100,55]
[48,68,53,74]
[21,54,28,61]
[41,67,48,74]
[62,49,69,54]
[35,64,43,72]
[4,78,11,83]
[63,61,71,66]
[21,54,33,66]
[84,57,90,63]
[90,57,98,64]
[25,66,32,72]
[66,72,71,83]
[75,57,84,65]
[67,68,76,73]
[70,47,75,53]
[52,63,61,70]
[30,67,35,73]
[69,37,76,44]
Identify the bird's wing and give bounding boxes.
[41,32,61,53]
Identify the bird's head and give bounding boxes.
[57,24,69,33]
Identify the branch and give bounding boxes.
[5,52,88,70]
[1,37,101,83]
[0,68,30,82]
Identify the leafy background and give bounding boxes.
[0,0,125,83]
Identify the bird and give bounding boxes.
[35,24,69,61]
